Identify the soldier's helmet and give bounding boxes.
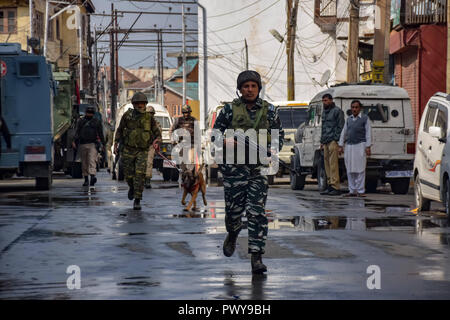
[237,70,262,91]
[147,105,155,114]
[182,105,192,113]
[131,92,148,104]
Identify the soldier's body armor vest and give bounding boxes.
[122,109,153,149]
[225,99,271,165]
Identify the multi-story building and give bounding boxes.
[0,0,95,91]
[390,0,447,134]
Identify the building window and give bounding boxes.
[34,11,44,39]
[56,18,60,40]
[48,19,54,41]
[0,8,17,34]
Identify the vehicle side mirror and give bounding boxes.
[439,137,447,143]
[429,126,442,139]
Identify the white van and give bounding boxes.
[271,101,309,176]
[291,84,415,194]
[414,92,450,215]
[110,102,177,181]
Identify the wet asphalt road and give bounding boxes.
[0,170,449,300]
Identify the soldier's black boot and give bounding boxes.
[251,252,267,274]
[128,185,134,200]
[144,178,152,189]
[223,230,239,257]
[90,175,97,186]
[82,176,89,187]
[133,199,141,210]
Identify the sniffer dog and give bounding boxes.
[181,165,207,211]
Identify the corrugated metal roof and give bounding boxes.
[171,58,198,79]
[165,81,199,101]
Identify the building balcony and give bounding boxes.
[314,0,337,32]
[405,0,447,25]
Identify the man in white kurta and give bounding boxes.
[338,100,372,197]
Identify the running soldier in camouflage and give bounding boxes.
[213,70,284,274]
[114,92,161,210]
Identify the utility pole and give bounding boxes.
[110,3,116,123]
[160,30,165,108]
[347,0,359,83]
[79,7,83,92]
[182,4,187,106]
[286,0,299,101]
[115,9,119,97]
[29,0,33,53]
[43,0,49,57]
[372,0,390,84]
[245,39,248,69]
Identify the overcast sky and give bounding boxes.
[91,0,198,69]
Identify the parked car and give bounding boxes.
[290,84,415,193]
[414,92,450,215]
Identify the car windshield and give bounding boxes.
[278,107,308,129]
[155,116,171,129]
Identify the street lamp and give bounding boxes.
[269,29,284,43]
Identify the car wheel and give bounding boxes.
[415,175,430,211]
[162,167,171,181]
[268,175,275,185]
[390,178,411,195]
[317,157,328,191]
[445,179,450,217]
[71,162,82,179]
[365,178,378,193]
[290,155,305,190]
[171,168,179,182]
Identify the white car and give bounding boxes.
[414,92,450,215]
[291,84,415,193]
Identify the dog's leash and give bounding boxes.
[153,141,181,172]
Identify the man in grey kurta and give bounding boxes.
[338,100,372,197]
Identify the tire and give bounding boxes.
[365,178,378,193]
[36,176,52,190]
[268,175,275,185]
[290,155,305,190]
[444,179,450,217]
[415,175,431,211]
[118,161,125,181]
[390,178,411,195]
[171,168,179,182]
[317,157,328,191]
[162,167,171,181]
[71,162,82,179]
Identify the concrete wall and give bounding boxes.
[197,0,375,128]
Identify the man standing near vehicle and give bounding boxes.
[213,70,284,274]
[320,93,345,196]
[145,105,161,189]
[114,92,161,210]
[338,100,372,197]
[72,106,105,187]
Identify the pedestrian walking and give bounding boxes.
[114,92,161,210]
[72,106,105,187]
[145,105,161,189]
[320,93,345,196]
[213,70,284,274]
[338,100,372,197]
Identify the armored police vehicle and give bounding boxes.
[0,43,54,189]
[290,84,415,194]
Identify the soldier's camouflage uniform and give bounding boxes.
[213,98,284,254]
[115,108,161,200]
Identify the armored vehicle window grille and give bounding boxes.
[19,62,39,77]
[362,105,389,122]
[424,106,437,133]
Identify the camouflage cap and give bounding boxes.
[182,105,192,113]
